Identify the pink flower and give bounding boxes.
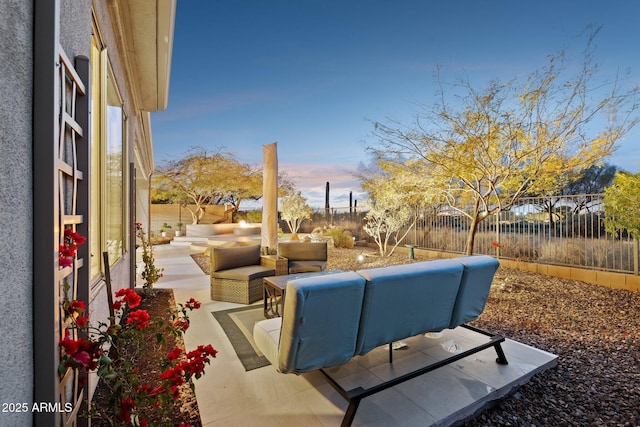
[72,351,91,367]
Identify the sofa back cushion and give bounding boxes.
[277,271,366,374]
[211,244,260,272]
[355,259,464,355]
[278,241,328,261]
[449,255,499,328]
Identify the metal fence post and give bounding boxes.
[414,207,418,245]
[634,238,639,276]
[495,212,500,258]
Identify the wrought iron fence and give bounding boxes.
[398,194,639,274]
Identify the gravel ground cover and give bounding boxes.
[193,247,640,426]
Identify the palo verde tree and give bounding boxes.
[360,161,440,256]
[153,147,262,224]
[280,190,313,239]
[604,171,640,239]
[369,29,638,255]
[603,171,640,274]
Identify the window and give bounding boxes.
[90,28,128,282]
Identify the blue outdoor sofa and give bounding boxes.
[253,255,506,427]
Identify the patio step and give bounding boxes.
[189,242,209,252]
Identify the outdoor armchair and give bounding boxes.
[210,244,275,304]
[277,241,328,273]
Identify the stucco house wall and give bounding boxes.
[0,1,175,425]
[0,3,35,424]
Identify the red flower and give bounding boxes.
[59,250,73,268]
[59,331,101,370]
[173,319,190,331]
[59,229,86,268]
[59,331,79,355]
[75,315,88,327]
[127,310,150,329]
[159,367,176,381]
[117,397,136,422]
[149,385,165,396]
[64,300,85,317]
[185,298,201,310]
[167,346,183,361]
[115,288,141,308]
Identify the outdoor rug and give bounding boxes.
[212,305,271,371]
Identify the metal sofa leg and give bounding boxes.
[494,342,509,365]
[341,398,361,427]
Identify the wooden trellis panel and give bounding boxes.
[56,47,89,427]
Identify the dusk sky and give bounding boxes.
[151,1,640,208]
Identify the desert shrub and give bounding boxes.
[424,228,465,253]
[480,232,539,261]
[324,227,354,249]
[538,239,586,265]
[233,211,247,222]
[246,210,262,223]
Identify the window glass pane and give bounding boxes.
[89,39,101,280]
[106,104,123,263]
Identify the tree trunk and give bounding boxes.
[186,206,199,224]
[465,198,482,255]
[214,206,236,224]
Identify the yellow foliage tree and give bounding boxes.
[370,31,638,255]
[360,168,440,256]
[604,171,640,240]
[153,147,262,224]
[280,191,312,238]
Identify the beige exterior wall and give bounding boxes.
[150,204,231,235]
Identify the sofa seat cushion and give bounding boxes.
[253,317,282,368]
[212,265,274,281]
[288,260,327,274]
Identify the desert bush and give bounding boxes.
[324,227,354,249]
[422,228,465,253]
[538,239,586,265]
[246,210,262,223]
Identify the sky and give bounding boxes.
[151,0,640,209]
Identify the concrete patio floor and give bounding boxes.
[149,245,558,427]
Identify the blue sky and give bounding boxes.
[151,0,640,208]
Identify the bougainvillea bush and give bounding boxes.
[61,287,216,426]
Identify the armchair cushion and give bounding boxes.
[278,241,328,273]
[211,244,261,272]
[288,261,326,274]
[212,265,275,281]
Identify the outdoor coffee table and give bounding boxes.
[263,270,342,318]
